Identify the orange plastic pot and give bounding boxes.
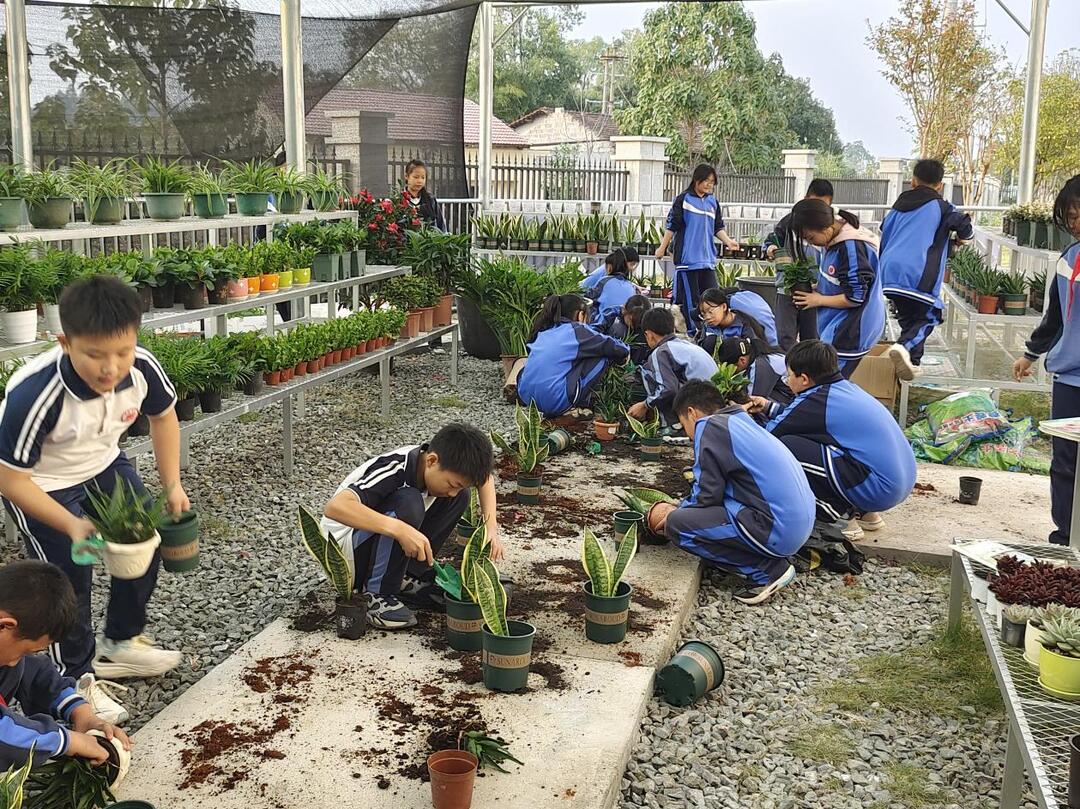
[332,349,342,363]
[420,306,435,332]
[435,294,453,327]
[263,370,281,387]
[593,419,618,441]
[295,362,307,376]
[246,277,261,296]
[428,750,478,809]
[977,294,1000,315]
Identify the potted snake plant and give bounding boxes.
[491,402,549,504]
[299,505,365,639]
[625,406,662,461]
[581,524,637,644]
[476,556,535,692]
[434,522,494,651]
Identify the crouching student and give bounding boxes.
[647,382,815,605]
[759,341,916,539]
[321,423,500,630]
[588,249,637,331]
[0,560,132,772]
[627,308,716,428]
[582,246,640,293]
[514,294,629,418]
[714,336,793,407]
[608,295,652,366]
[697,289,777,356]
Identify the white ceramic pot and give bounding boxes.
[971,576,989,603]
[43,303,62,335]
[1024,621,1045,670]
[102,531,161,580]
[88,730,130,789]
[0,308,38,344]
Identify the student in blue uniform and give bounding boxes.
[588,249,638,331]
[646,381,815,605]
[608,295,652,366]
[757,341,916,537]
[515,294,629,418]
[788,200,884,378]
[765,180,832,350]
[714,336,793,407]
[322,423,499,630]
[880,159,974,380]
[582,246,640,293]
[655,165,740,337]
[0,560,132,772]
[0,276,188,725]
[1014,174,1080,545]
[696,288,778,355]
[627,308,717,427]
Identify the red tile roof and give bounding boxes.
[307,88,527,147]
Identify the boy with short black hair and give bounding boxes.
[0,276,187,725]
[0,560,132,771]
[648,381,815,605]
[322,422,501,630]
[881,157,973,380]
[626,308,717,428]
[755,341,916,537]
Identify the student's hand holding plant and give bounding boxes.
[626,401,649,420]
[66,515,99,545]
[745,395,770,415]
[71,703,132,751]
[64,729,112,764]
[792,290,823,309]
[647,501,677,534]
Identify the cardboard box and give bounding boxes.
[850,342,898,412]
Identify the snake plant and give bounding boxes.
[474,555,508,636]
[624,407,660,439]
[581,525,637,597]
[299,505,354,602]
[491,402,549,475]
[0,751,33,809]
[434,521,491,604]
[617,487,676,515]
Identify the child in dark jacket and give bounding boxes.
[608,295,653,367]
[588,249,638,331]
[404,159,445,230]
[880,159,973,379]
[0,560,131,772]
[627,308,717,427]
[1014,174,1080,545]
[647,381,815,605]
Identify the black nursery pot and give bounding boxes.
[207,284,229,305]
[958,476,983,506]
[335,596,366,640]
[1069,733,1080,808]
[243,375,264,396]
[198,390,223,413]
[150,282,175,309]
[136,284,153,313]
[180,285,208,310]
[126,413,150,437]
[175,396,197,421]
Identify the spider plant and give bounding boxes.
[304,162,347,206]
[222,160,278,193]
[85,479,167,546]
[137,157,191,194]
[23,166,73,206]
[69,159,133,223]
[0,164,30,199]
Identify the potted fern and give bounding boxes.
[475,556,535,692]
[305,163,346,212]
[224,160,276,216]
[0,244,47,344]
[24,166,74,230]
[998,270,1028,316]
[298,505,365,639]
[84,481,166,580]
[70,158,132,225]
[625,406,662,461]
[272,166,308,214]
[434,523,493,651]
[137,157,190,221]
[491,402,549,504]
[188,164,228,219]
[0,163,28,231]
[581,524,637,644]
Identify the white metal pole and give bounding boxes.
[1017,0,1048,204]
[5,0,33,170]
[477,2,494,210]
[280,0,306,172]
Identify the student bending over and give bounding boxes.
[582,246,640,293]
[714,336,793,407]
[696,288,776,356]
[627,308,717,427]
[588,249,638,332]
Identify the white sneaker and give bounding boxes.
[93,635,182,679]
[886,343,916,381]
[841,520,865,541]
[857,512,885,532]
[76,673,129,724]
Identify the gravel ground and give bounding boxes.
[619,562,1036,809]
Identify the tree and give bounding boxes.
[868,0,999,163]
[815,141,878,179]
[765,55,842,154]
[615,4,793,171]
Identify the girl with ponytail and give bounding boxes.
[587,249,638,331]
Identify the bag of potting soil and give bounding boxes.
[955,418,1051,475]
[912,433,973,465]
[925,391,1012,445]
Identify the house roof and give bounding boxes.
[306,88,527,147]
[509,106,620,142]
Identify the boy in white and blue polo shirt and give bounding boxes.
[0,275,189,725]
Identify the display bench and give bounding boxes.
[948,541,1080,809]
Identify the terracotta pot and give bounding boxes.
[227,279,249,300]
[593,419,618,441]
[356,342,368,355]
[332,349,342,363]
[427,750,477,809]
[264,370,281,386]
[405,310,422,339]
[435,293,453,327]
[343,347,354,360]
[977,294,1000,315]
[419,306,435,332]
[295,362,307,376]
[260,273,280,293]
[282,368,293,382]
[324,352,334,367]
[500,354,522,380]
[246,276,261,296]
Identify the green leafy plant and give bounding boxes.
[1040,614,1080,658]
[85,479,166,545]
[0,164,30,199]
[304,163,347,196]
[474,555,508,636]
[0,744,33,808]
[592,363,634,423]
[24,752,115,809]
[23,166,73,205]
[188,163,226,196]
[69,158,133,221]
[137,157,191,194]
[434,519,493,605]
[272,166,308,195]
[716,263,743,288]
[299,505,354,601]
[711,363,750,403]
[223,160,277,193]
[148,334,215,399]
[402,229,470,294]
[491,402,549,475]
[581,525,637,597]
[778,258,818,296]
[971,265,1004,297]
[460,731,523,773]
[998,270,1028,296]
[0,245,50,312]
[617,487,676,515]
[624,406,660,439]
[0,358,26,401]
[1030,268,1047,297]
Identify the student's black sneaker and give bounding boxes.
[399,575,446,612]
[364,593,418,629]
[732,564,797,606]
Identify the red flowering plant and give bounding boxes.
[344,189,423,264]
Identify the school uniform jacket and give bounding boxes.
[642,335,717,420]
[763,211,826,288]
[728,290,778,345]
[410,189,445,231]
[880,186,973,309]
[748,353,793,405]
[666,191,725,271]
[0,654,87,770]
[815,224,885,365]
[516,321,629,417]
[1024,240,1080,387]
[670,409,815,557]
[765,373,916,513]
[588,273,636,331]
[581,266,606,292]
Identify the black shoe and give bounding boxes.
[399,576,446,612]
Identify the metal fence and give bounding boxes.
[817,176,891,205]
[663,166,795,204]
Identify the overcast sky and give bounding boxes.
[569,0,1079,159]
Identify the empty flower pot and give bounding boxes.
[515,472,542,505]
[613,510,644,546]
[639,436,663,461]
[583,580,632,644]
[158,510,200,574]
[427,750,478,809]
[544,428,573,455]
[481,620,535,692]
[656,639,725,707]
[445,594,484,652]
[335,596,366,640]
[455,521,473,547]
[192,192,227,219]
[958,476,982,505]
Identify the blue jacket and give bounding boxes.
[0,655,87,771]
[1025,240,1080,387]
[728,290,778,345]
[748,353,792,405]
[588,273,637,330]
[816,225,885,363]
[766,373,916,513]
[673,409,815,557]
[667,191,725,271]
[764,211,825,287]
[517,321,629,417]
[642,335,718,423]
[880,186,973,308]
[581,266,606,292]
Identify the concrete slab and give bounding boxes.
[856,462,1052,565]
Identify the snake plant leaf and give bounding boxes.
[490,429,520,468]
[618,487,677,515]
[477,555,507,635]
[433,561,463,601]
[610,524,638,591]
[460,522,489,603]
[474,559,508,636]
[623,407,660,439]
[581,527,613,597]
[299,505,353,600]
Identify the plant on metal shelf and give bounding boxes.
[306,163,347,211]
[69,158,133,225]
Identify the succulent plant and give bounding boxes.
[1029,604,1080,630]
[1002,604,1034,625]
[1040,615,1080,658]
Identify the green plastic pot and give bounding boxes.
[293,266,311,285]
[544,428,573,455]
[158,511,199,573]
[1001,293,1028,315]
[516,472,542,505]
[86,197,124,224]
[1033,222,1051,249]
[455,521,473,546]
[1015,220,1033,246]
[28,197,72,229]
[482,620,535,692]
[192,193,228,218]
[313,253,339,282]
[613,510,644,546]
[350,249,366,277]
[0,198,24,231]
[236,192,270,216]
[584,580,631,644]
[656,640,725,707]
[143,192,186,220]
[445,594,484,651]
[276,190,306,214]
[639,436,663,461]
[311,189,339,211]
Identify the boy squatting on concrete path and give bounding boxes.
[0,276,189,726]
[320,423,501,630]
